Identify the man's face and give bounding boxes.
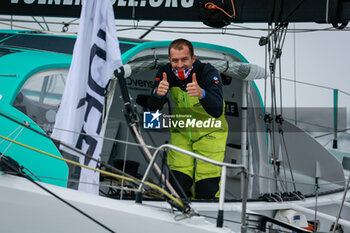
[169,46,196,71]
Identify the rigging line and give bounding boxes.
[278,57,283,116]
[0,21,40,31]
[282,116,340,132]
[268,25,290,192]
[323,138,333,147]
[0,107,158,150]
[120,126,129,201]
[332,175,350,233]
[278,24,289,52]
[6,23,257,38]
[68,18,79,24]
[139,20,163,39]
[0,17,78,26]
[0,124,22,146]
[0,20,77,35]
[42,17,50,31]
[305,129,350,139]
[278,135,289,193]
[100,178,140,192]
[251,171,346,187]
[116,27,260,39]
[338,89,350,97]
[141,202,196,217]
[269,65,278,157]
[269,129,280,192]
[277,25,288,116]
[268,128,274,193]
[279,77,350,96]
[31,16,45,31]
[199,213,241,225]
[2,17,346,32]
[293,23,297,125]
[315,128,350,139]
[66,18,79,24]
[1,159,116,233]
[266,24,280,192]
[2,126,24,156]
[21,166,42,182]
[1,17,348,33]
[280,132,297,192]
[0,109,162,182]
[264,43,267,114]
[0,111,151,183]
[0,134,185,209]
[116,24,348,33]
[10,172,141,193]
[270,28,279,116]
[53,125,158,150]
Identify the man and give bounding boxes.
[148,39,228,199]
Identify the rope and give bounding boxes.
[204,0,236,18]
[0,109,159,152]
[0,125,22,146]
[0,110,181,201]
[0,134,184,209]
[2,126,24,156]
[5,171,143,194]
[0,111,149,185]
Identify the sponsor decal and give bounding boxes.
[10,0,82,5]
[225,101,239,117]
[10,0,195,8]
[126,77,154,88]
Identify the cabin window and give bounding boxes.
[13,68,68,134]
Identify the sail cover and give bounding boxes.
[125,55,266,81]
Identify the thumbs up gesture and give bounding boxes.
[186,73,203,99]
[156,72,169,96]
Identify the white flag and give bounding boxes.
[52,0,122,194]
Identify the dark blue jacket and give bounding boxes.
[148,59,224,118]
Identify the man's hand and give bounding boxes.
[186,73,203,99]
[156,72,169,96]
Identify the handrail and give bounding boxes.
[136,143,246,228]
